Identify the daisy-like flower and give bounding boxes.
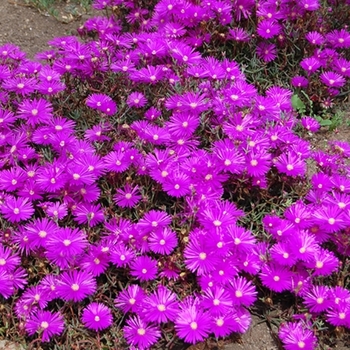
[78,245,110,277]
[333,57,350,77]
[130,256,158,282]
[0,244,20,272]
[312,205,347,233]
[81,303,113,331]
[305,31,324,45]
[1,196,34,223]
[200,286,233,316]
[245,151,272,177]
[301,116,320,132]
[279,321,317,350]
[25,310,64,342]
[103,150,132,173]
[320,71,346,88]
[24,217,57,250]
[110,243,135,268]
[257,20,281,39]
[260,263,292,292]
[2,77,38,95]
[46,202,68,220]
[300,57,322,73]
[291,75,309,88]
[289,230,318,262]
[325,29,350,49]
[228,27,250,42]
[114,184,142,208]
[45,227,88,269]
[148,227,178,255]
[162,172,191,197]
[175,301,211,344]
[299,0,320,11]
[56,270,96,302]
[256,42,277,62]
[141,286,179,324]
[86,93,117,115]
[0,270,14,298]
[17,98,53,126]
[73,203,105,227]
[303,285,331,313]
[184,238,218,276]
[124,315,161,350]
[211,311,242,338]
[137,210,172,233]
[227,225,256,253]
[21,285,49,309]
[276,151,306,177]
[127,92,147,108]
[305,248,339,277]
[115,285,146,314]
[326,303,350,327]
[229,276,257,307]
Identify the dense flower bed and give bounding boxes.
[1,0,350,349]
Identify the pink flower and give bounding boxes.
[1,196,34,223]
[127,92,147,108]
[114,184,142,208]
[148,227,178,255]
[130,256,158,282]
[86,93,117,115]
[81,303,113,331]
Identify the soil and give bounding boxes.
[0,1,350,350]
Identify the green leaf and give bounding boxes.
[291,94,306,113]
[319,119,333,126]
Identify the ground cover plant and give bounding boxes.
[1,0,350,349]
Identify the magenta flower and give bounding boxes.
[175,302,211,344]
[229,276,257,307]
[130,256,158,281]
[276,151,306,177]
[162,172,191,197]
[56,270,96,302]
[46,227,87,269]
[279,321,317,350]
[148,227,178,255]
[305,31,324,45]
[81,303,113,331]
[291,75,309,88]
[0,270,14,298]
[17,98,53,126]
[200,286,233,316]
[260,263,292,292]
[256,42,277,62]
[300,57,322,73]
[25,310,64,342]
[301,117,320,132]
[127,92,147,108]
[123,315,161,350]
[303,285,331,313]
[115,285,146,314]
[320,71,346,88]
[1,196,34,223]
[137,209,172,233]
[141,286,179,324]
[257,20,281,39]
[86,93,117,115]
[73,203,105,227]
[114,184,142,208]
[0,244,20,272]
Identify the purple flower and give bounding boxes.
[115,285,146,314]
[81,302,113,331]
[260,263,293,292]
[300,57,322,73]
[279,321,317,350]
[127,92,147,108]
[305,31,324,45]
[56,270,96,302]
[148,227,178,255]
[200,286,232,316]
[73,203,105,227]
[275,151,306,177]
[320,71,346,88]
[229,276,257,307]
[291,75,309,88]
[257,20,281,39]
[141,286,179,324]
[301,117,320,132]
[1,195,34,223]
[25,310,64,342]
[303,285,331,313]
[0,270,14,298]
[256,42,277,62]
[114,184,142,208]
[17,98,53,126]
[175,301,211,344]
[86,93,117,115]
[130,256,158,282]
[46,227,88,269]
[123,315,161,350]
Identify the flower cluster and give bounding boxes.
[0,0,350,349]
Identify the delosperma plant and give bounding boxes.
[1,0,350,349]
